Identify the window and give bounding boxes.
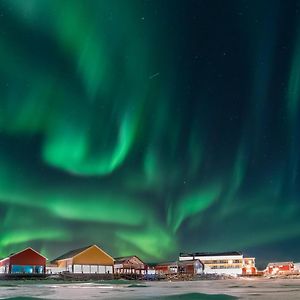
[11,265,43,274]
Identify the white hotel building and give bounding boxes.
[179,251,255,276]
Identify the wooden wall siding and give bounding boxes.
[73,245,114,265]
[10,248,46,266]
[57,258,72,268]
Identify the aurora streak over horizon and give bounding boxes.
[1,0,300,265]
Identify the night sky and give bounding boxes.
[0,0,300,265]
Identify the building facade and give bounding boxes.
[293,262,300,273]
[0,248,46,274]
[266,262,294,275]
[242,257,257,275]
[114,256,147,274]
[179,252,244,275]
[155,260,203,275]
[155,262,178,275]
[178,259,204,275]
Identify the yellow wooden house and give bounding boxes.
[51,245,114,274]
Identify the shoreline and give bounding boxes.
[1,278,300,299]
[1,273,300,282]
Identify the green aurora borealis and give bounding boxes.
[1,0,300,264]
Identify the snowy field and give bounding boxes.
[1,278,300,299]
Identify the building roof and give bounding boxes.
[52,244,114,264]
[146,262,158,268]
[267,262,294,267]
[178,259,203,266]
[0,247,47,262]
[180,251,242,257]
[52,245,92,262]
[114,255,144,265]
[156,261,178,267]
[155,259,204,268]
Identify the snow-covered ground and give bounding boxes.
[0,278,300,299]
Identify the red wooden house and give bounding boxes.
[155,260,203,276]
[0,247,47,274]
[266,262,294,275]
[155,261,178,275]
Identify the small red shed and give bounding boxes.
[0,247,47,274]
[155,261,178,275]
